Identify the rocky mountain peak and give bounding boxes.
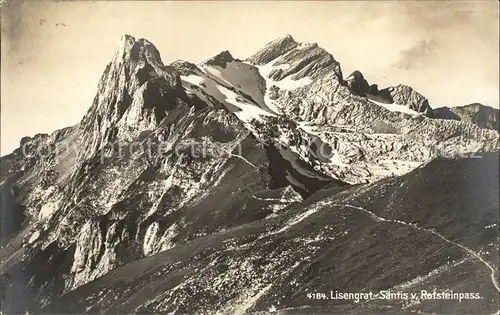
[169,60,201,76]
[379,84,433,116]
[78,35,185,157]
[247,35,299,65]
[276,34,297,46]
[203,50,235,68]
[345,70,434,117]
[113,34,163,67]
[346,70,364,80]
[247,35,343,82]
[346,70,369,96]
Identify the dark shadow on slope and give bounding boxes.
[0,186,27,246]
[432,107,461,121]
[1,242,76,314]
[264,144,349,198]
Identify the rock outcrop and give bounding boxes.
[345,70,369,96]
[379,84,434,117]
[79,35,186,158]
[346,70,433,116]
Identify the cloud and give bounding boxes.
[396,39,439,70]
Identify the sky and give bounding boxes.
[1,1,499,155]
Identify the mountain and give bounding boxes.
[433,103,499,131]
[1,34,498,315]
[345,70,433,117]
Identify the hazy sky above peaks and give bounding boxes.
[1,1,499,154]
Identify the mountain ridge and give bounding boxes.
[1,34,498,314]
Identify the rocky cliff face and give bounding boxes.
[78,35,186,158]
[1,34,498,315]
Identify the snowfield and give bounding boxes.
[367,98,420,116]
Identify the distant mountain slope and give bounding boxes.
[434,103,499,131]
[43,153,499,315]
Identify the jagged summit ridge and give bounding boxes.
[247,35,299,65]
[202,50,235,68]
[114,34,163,67]
[246,34,343,87]
[346,69,433,116]
[78,34,185,157]
[176,34,498,186]
[76,33,498,167]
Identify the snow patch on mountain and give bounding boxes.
[202,62,267,109]
[181,74,226,108]
[215,85,272,123]
[257,60,313,90]
[182,74,205,86]
[251,56,314,114]
[368,98,420,116]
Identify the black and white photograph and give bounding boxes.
[1,1,499,314]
